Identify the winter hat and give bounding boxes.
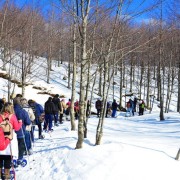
[16,94,22,98]
[48,97,52,101]
[55,94,59,98]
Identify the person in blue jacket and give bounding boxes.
[129,98,134,116]
[111,99,118,117]
[13,96,31,165]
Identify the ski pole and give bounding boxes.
[20,127,32,170]
[29,130,35,162]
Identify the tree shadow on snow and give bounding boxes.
[119,141,175,159]
[84,139,95,146]
[35,145,74,153]
[34,137,77,153]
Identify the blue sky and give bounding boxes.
[15,0,50,8]
[14,0,158,12]
[9,0,163,23]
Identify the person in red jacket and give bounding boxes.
[74,100,79,120]
[0,102,22,179]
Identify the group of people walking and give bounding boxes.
[0,94,79,180]
[95,98,119,118]
[126,98,145,116]
[95,97,146,118]
[0,93,145,179]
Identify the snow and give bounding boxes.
[15,112,180,180]
[0,58,180,180]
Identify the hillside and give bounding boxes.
[0,54,180,180]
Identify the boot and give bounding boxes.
[4,169,10,180]
[0,168,2,179]
[0,168,5,180]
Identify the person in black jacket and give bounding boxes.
[44,97,56,132]
[95,99,102,117]
[52,94,61,126]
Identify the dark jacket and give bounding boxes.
[112,100,118,110]
[129,99,134,109]
[44,99,56,114]
[52,97,61,112]
[95,100,102,110]
[14,104,31,138]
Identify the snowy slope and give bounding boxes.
[15,112,180,180]
[0,55,180,180]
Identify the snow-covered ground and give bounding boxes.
[16,111,180,180]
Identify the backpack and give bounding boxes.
[0,114,13,151]
[23,107,35,131]
[38,113,45,123]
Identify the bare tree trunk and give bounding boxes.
[47,56,50,84]
[123,59,125,87]
[165,65,171,113]
[21,51,25,96]
[167,67,175,113]
[89,69,98,115]
[158,47,164,120]
[146,62,151,108]
[76,0,90,149]
[84,33,95,137]
[95,2,123,145]
[0,0,9,70]
[159,0,164,121]
[67,51,71,89]
[119,59,123,108]
[98,65,102,96]
[70,7,77,131]
[96,57,109,145]
[129,55,133,92]
[177,62,180,112]
[139,62,144,100]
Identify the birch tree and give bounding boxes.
[75,0,91,149]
